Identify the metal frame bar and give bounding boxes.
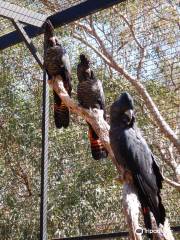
[53,231,128,240]
[53,226,180,240]
[0,0,126,51]
[11,20,43,68]
[0,0,47,27]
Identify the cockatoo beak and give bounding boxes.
[49,37,57,46]
[124,109,134,120]
[85,68,91,75]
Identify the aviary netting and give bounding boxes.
[0,0,179,239]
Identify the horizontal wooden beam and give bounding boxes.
[0,0,126,50]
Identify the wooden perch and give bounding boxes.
[49,75,124,178]
[122,183,142,240]
[49,75,174,240]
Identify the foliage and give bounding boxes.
[0,0,179,239]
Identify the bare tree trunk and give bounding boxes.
[122,183,142,240]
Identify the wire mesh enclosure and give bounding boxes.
[0,0,179,240]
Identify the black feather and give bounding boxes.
[77,54,108,160]
[110,92,166,230]
[44,27,72,129]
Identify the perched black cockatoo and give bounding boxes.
[109,92,165,237]
[77,54,108,160]
[44,21,72,128]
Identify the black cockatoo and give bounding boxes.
[77,54,108,160]
[44,21,72,128]
[109,92,165,237]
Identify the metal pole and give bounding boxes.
[40,39,49,240]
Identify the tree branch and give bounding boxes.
[154,142,180,183]
[16,165,32,196]
[49,76,174,240]
[122,183,142,240]
[49,76,124,178]
[118,13,143,50]
[73,25,180,154]
[136,47,145,79]
[163,176,180,191]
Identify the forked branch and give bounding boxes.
[73,23,180,154]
